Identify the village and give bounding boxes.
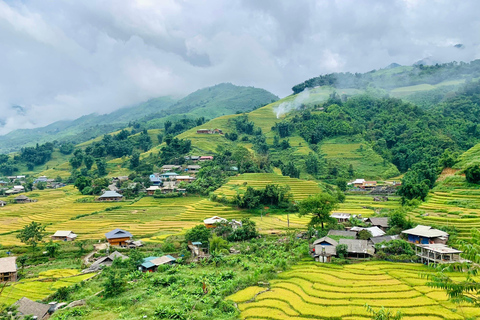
[0,173,465,319]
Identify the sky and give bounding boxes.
[0,0,479,134]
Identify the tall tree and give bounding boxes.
[298,193,338,229]
[16,222,45,252]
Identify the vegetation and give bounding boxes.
[298,193,338,229]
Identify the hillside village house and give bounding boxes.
[14,195,35,203]
[327,230,357,238]
[97,190,123,202]
[369,235,400,247]
[350,179,365,188]
[402,225,449,244]
[197,129,212,134]
[199,156,213,161]
[204,216,227,228]
[149,175,162,186]
[363,181,377,189]
[146,186,160,196]
[339,239,375,258]
[350,226,386,238]
[51,231,77,241]
[186,165,201,173]
[366,217,389,231]
[0,200,6,207]
[139,255,176,272]
[161,165,181,172]
[175,176,196,183]
[0,257,17,283]
[415,243,466,265]
[160,172,179,180]
[330,213,352,223]
[0,180,7,186]
[312,237,338,263]
[14,297,52,320]
[105,229,133,246]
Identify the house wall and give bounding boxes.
[98,197,123,202]
[407,235,429,244]
[0,271,17,282]
[107,237,131,246]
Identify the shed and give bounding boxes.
[97,190,123,202]
[105,229,133,246]
[139,255,176,272]
[14,195,34,204]
[402,225,449,244]
[14,297,51,320]
[51,231,77,241]
[0,256,17,283]
[199,156,213,161]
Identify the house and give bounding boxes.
[350,179,366,188]
[204,216,227,228]
[188,241,208,259]
[149,175,162,186]
[34,176,48,184]
[363,181,377,189]
[369,235,400,247]
[312,237,338,263]
[14,195,34,204]
[199,156,213,161]
[139,255,176,272]
[146,186,160,196]
[186,165,201,173]
[0,200,6,207]
[13,185,25,192]
[330,213,352,223]
[402,225,449,244]
[160,172,179,180]
[415,243,467,265]
[51,231,77,241]
[197,129,212,134]
[327,230,357,238]
[161,165,181,172]
[89,251,128,270]
[350,226,386,238]
[175,176,196,183]
[338,239,375,258]
[0,256,17,283]
[0,180,8,186]
[212,128,223,134]
[190,156,200,161]
[366,217,389,231]
[105,229,133,246]
[4,189,19,195]
[161,181,177,193]
[97,190,123,202]
[14,297,52,320]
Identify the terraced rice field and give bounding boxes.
[0,269,93,306]
[214,173,323,201]
[229,261,480,320]
[337,195,402,217]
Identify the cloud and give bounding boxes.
[0,0,479,134]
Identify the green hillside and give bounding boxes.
[0,83,278,153]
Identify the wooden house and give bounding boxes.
[312,237,338,263]
[0,256,17,283]
[97,190,123,202]
[51,231,77,241]
[366,217,389,231]
[14,297,52,320]
[105,229,133,246]
[14,195,34,203]
[197,129,212,134]
[402,225,449,244]
[175,176,196,183]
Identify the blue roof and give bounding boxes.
[166,255,176,260]
[141,261,156,268]
[149,176,162,182]
[161,172,178,176]
[192,241,202,245]
[105,228,132,239]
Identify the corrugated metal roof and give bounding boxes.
[98,191,123,198]
[0,256,16,273]
[402,225,449,238]
[105,228,132,239]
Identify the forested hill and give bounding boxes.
[292,59,480,94]
[0,83,278,153]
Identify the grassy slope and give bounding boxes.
[230,260,480,319]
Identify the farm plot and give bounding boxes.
[0,269,93,306]
[337,195,402,217]
[214,173,322,201]
[230,261,480,320]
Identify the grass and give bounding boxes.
[229,260,479,319]
[320,135,400,180]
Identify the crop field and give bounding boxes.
[214,173,323,201]
[337,195,402,217]
[229,261,480,320]
[0,269,93,306]
[320,136,399,180]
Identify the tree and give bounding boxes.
[96,159,107,176]
[299,193,338,229]
[357,229,373,240]
[16,222,45,252]
[185,225,210,245]
[426,229,480,306]
[84,155,94,170]
[210,235,229,254]
[465,165,480,184]
[74,176,92,193]
[130,152,140,169]
[102,269,126,298]
[335,178,347,191]
[281,161,300,178]
[75,240,87,255]
[388,210,414,230]
[336,244,348,259]
[305,153,320,176]
[228,218,258,241]
[365,304,402,320]
[45,240,60,258]
[17,255,28,272]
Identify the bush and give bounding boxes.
[465,165,480,184]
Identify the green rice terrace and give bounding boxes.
[229,261,480,320]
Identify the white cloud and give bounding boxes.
[0,0,479,134]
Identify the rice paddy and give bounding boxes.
[229,261,480,320]
[0,269,93,306]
